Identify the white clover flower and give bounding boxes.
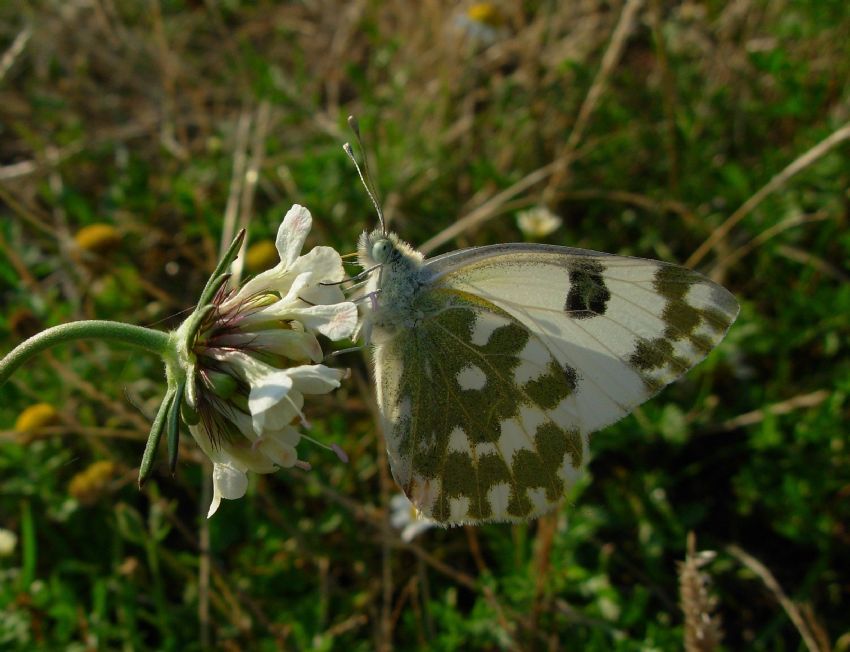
[390,493,437,542]
[516,205,563,239]
[174,205,358,517]
[0,528,17,556]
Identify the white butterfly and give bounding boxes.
[356,224,739,526]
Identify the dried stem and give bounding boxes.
[687,121,850,268]
[726,544,827,652]
[542,0,645,203]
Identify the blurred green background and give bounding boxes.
[1,1,849,650]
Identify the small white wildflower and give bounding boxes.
[175,205,358,517]
[0,528,17,556]
[390,493,437,542]
[516,205,563,239]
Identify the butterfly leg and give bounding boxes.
[323,345,364,360]
[319,263,382,287]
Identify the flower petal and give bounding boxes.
[298,282,346,307]
[213,330,323,363]
[265,424,301,447]
[286,302,359,340]
[235,272,312,324]
[208,461,249,518]
[207,349,273,385]
[286,364,345,394]
[277,204,312,267]
[220,205,320,310]
[241,286,358,340]
[248,370,294,434]
[291,246,347,286]
[222,263,286,310]
[226,442,278,473]
[401,519,435,542]
[253,389,304,432]
[390,493,413,529]
[256,430,300,468]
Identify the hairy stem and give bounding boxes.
[0,320,170,387]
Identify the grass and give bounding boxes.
[1,0,849,649]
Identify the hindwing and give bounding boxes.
[376,289,587,523]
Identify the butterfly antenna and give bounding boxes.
[344,115,386,235]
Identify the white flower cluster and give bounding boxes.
[179,205,357,517]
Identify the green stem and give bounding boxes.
[0,320,171,387]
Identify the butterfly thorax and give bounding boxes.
[357,229,430,339]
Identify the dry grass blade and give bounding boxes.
[726,544,829,652]
[716,389,831,432]
[687,121,850,268]
[400,540,521,650]
[543,0,645,201]
[775,245,850,283]
[712,211,830,275]
[678,532,723,652]
[420,0,644,254]
[220,110,252,253]
[0,25,31,83]
[230,101,273,285]
[419,161,556,254]
[199,459,212,650]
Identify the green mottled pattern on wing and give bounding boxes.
[382,289,584,523]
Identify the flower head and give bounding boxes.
[0,528,17,557]
[68,460,118,505]
[15,402,59,433]
[74,223,122,253]
[173,205,357,517]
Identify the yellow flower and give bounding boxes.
[68,460,118,505]
[14,403,59,432]
[467,2,505,28]
[74,223,121,253]
[245,239,279,273]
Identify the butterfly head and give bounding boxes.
[356,228,423,271]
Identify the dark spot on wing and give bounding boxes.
[564,259,611,319]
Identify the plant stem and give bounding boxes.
[0,320,170,387]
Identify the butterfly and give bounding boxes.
[342,121,738,525]
[355,223,739,526]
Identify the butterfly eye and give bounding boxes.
[371,239,393,263]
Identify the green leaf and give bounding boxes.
[138,388,175,488]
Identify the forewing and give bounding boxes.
[426,244,739,435]
[375,289,588,524]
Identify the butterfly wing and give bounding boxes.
[375,243,738,524]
